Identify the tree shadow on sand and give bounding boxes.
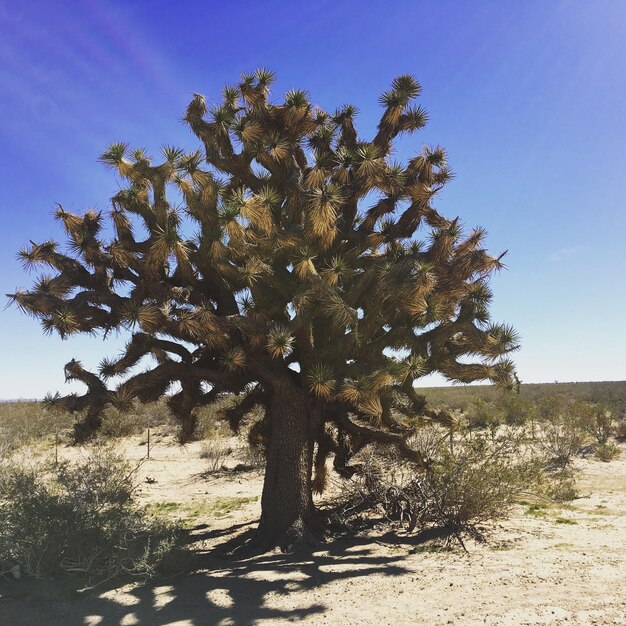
[0,528,415,626]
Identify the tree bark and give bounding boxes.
[251,380,324,552]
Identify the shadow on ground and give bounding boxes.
[0,528,414,626]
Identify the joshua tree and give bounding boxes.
[10,69,519,552]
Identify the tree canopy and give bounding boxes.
[10,69,519,549]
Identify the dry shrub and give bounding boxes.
[239,439,266,470]
[214,416,267,472]
[0,446,188,581]
[200,439,233,473]
[101,400,186,439]
[615,419,626,442]
[101,406,145,438]
[595,442,621,462]
[406,426,448,461]
[573,401,614,446]
[546,469,578,502]
[414,435,542,539]
[536,397,588,468]
[539,418,587,468]
[464,398,504,432]
[500,394,536,426]
[196,399,235,440]
[0,402,74,453]
[330,428,546,546]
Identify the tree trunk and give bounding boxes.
[251,380,323,552]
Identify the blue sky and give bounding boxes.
[1,0,624,399]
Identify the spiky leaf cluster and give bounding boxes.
[10,70,519,477]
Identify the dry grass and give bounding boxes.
[0,401,74,455]
[200,439,234,473]
[0,396,236,454]
[418,380,626,414]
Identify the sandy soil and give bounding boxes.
[1,433,625,626]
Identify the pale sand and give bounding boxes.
[1,433,624,625]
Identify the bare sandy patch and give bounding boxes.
[1,437,625,625]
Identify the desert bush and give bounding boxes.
[0,402,74,453]
[408,434,544,542]
[196,397,237,440]
[539,418,587,468]
[101,406,146,438]
[499,394,536,426]
[594,442,621,462]
[464,398,504,434]
[534,395,586,467]
[143,399,175,426]
[102,400,194,438]
[574,402,614,446]
[544,468,578,502]
[330,429,545,545]
[0,447,188,581]
[200,439,233,473]
[239,439,266,470]
[615,419,626,442]
[537,394,570,422]
[406,425,451,461]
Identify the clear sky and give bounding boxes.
[1,0,624,399]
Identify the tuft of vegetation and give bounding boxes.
[328,427,559,548]
[465,397,504,432]
[594,442,621,462]
[546,470,578,502]
[418,381,626,417]
[147,496,258,525]
[576,402,615,446]
[539,417,587,469]
[202,496,258,518]
[200,439,234,473]
[0,402,74,454]
[614,418,626,442]
[0,447,189,581]
[524,503,549,518]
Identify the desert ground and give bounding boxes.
[1,430,625,626]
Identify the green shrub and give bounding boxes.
[409,433,543,540]
[0,402,74,453]
[537,394,570,422]
[574,402,614,446]
[539,417,587,468]
[101,406,145,438]
[594,442,621,462]
[545,469,578,502]
[465,398,504,433]
[0,447,188,581]
[499,394,536,426]
[535,395,587,467]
